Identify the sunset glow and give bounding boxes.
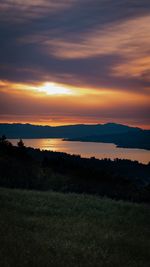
[0,1,149,128]
[36,82,74,96]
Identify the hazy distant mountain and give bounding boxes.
[0,122,149,150]
[0,122,139,139]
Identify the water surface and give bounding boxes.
[10,138,150,164]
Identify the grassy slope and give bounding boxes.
[0,188,150,267]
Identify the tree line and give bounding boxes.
[0,136,150,202]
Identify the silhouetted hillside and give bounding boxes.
[0,122,139,139]
[68,130,150,150]
[0,137,150,202]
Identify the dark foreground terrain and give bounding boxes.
[0,188,150,267]
[0,137,150,267]
[0,136,150,202]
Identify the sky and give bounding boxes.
[0,0,150,128]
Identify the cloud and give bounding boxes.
[0,1,149,93]
[36,15,149,60]
[34,14,149,90]
[112,56,150,84]
[0,0,77,23]
[0,0,150,127]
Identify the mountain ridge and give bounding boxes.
[0,122,141,138]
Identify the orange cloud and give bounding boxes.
[40,15,150,60]
[18,14,150,91]
[112,56,150,83]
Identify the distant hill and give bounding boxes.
[0,122,149,150]
[68,130,150,150]
[0,122,139,138]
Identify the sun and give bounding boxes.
[37,82,73,95]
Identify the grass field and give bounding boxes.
[0,188,150,267]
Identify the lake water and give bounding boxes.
[10,138,150,164]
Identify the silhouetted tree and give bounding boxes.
[0,135,12,150]
[17,139,25,148]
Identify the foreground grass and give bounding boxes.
[0,188,150,267]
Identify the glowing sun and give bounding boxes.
[37,82,73,95]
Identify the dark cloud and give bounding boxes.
[0,0,150,90]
